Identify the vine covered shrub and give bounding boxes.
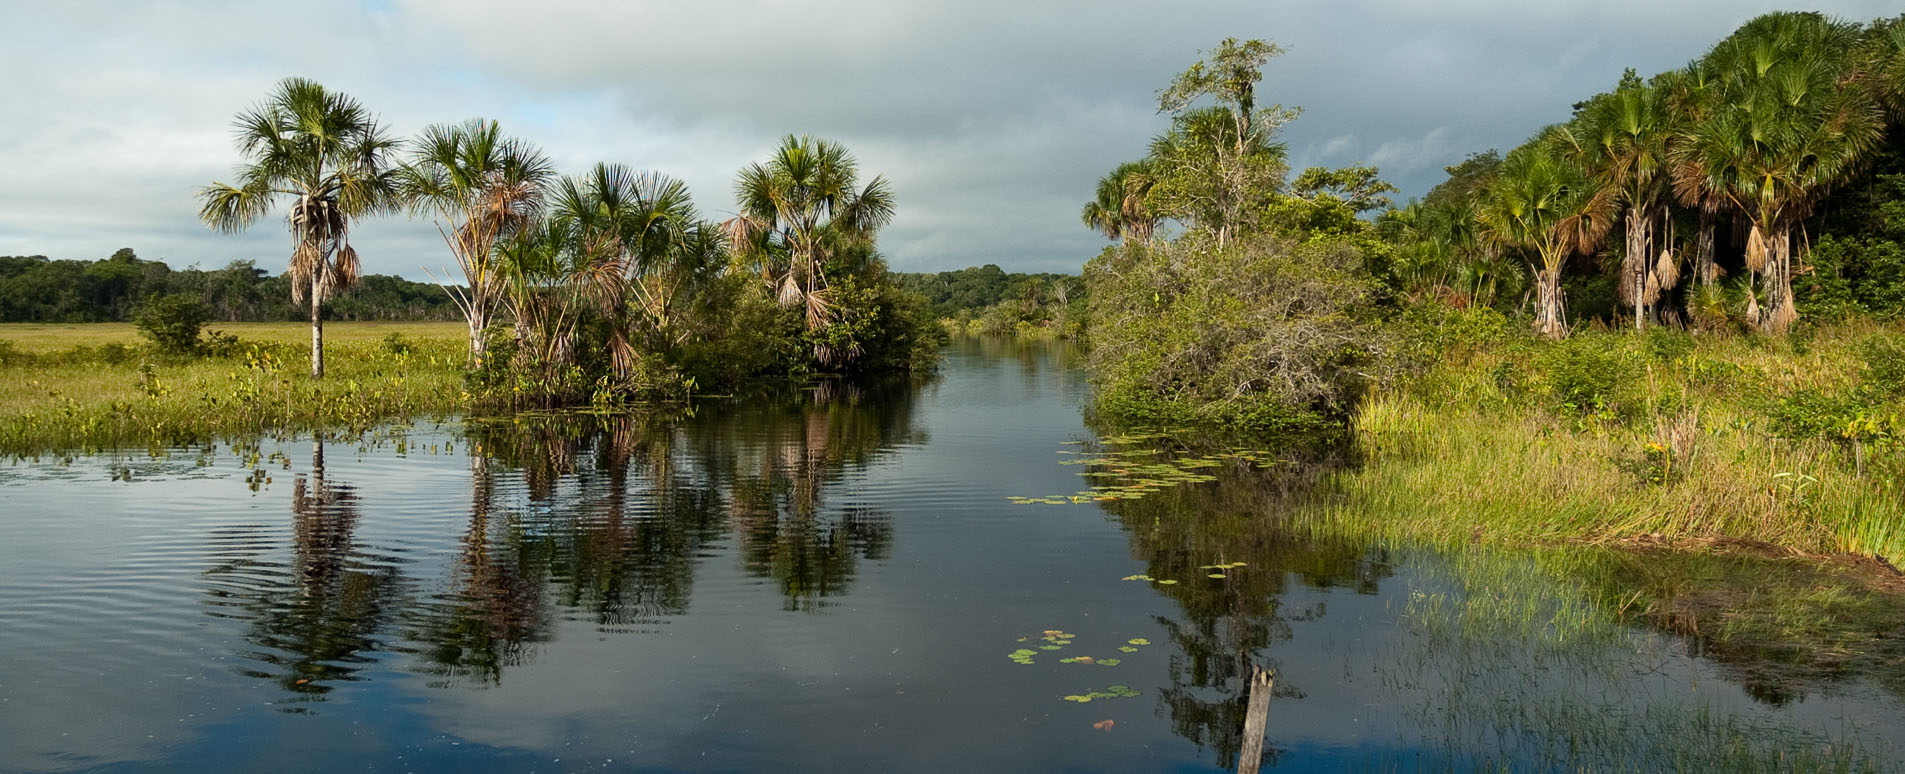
[1083,231,1382,441]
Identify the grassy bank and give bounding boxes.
[1306,312,1905,566]
[0,322,468,455]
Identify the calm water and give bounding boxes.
[2,338,1902,772]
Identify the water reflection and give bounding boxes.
[397,379,922,684]
[1099,456,1393,770]
[204,437,405,707]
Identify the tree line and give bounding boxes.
[0,248,461,324]
[893,265,1086,337]
[1382,11,1905,337]
[196,78,940,395]
[1079,15,1905,437]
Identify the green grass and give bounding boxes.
[0,322,470,455]
[1305,318,1905,566]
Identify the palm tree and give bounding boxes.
[728,135,895,366]
[1565,72,1677,329]
[400,119,554,364]
[1081,161,1159,243]
[1477,130,1614,338]
[199,77,401,378]
[1673,12,1885,334]
[549,163,699,381]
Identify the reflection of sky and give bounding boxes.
[3,342,1903,771]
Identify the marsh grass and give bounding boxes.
[0,322,469,455]
[1317,319,1905,566]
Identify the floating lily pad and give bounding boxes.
[1155,579,1178,585]
[1039,645,1062,651]
[1117,646,1138,653]
[1127,639,1150,646]
[1097,658,1121,666]
[1208,573,1227,578]
[1064,695,1092,703]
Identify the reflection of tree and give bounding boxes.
[404,379,923,682]
[705,380,911,611]
[1101,455,1391,770]
[208,436,402,707]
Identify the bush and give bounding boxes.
[133,294,212,354]
[1860,335,1905,396]
[1083,231,1381,441]
[1539,334,1635,415]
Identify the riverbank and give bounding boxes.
[0,322,468,454]
[1306,312,1904,566]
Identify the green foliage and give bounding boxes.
[1538,334,1636,415]
[133,294,212,354]
[1861,334,1905,394]
[0,251,458,324]
[1084,232,1380,442]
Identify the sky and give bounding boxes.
[0,0,1898,278]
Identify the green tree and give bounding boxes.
[1081,161,1159,243]
[400,118,555,363]
[198,77,401,377]
[1565,70,1677,329]
[728,135,896,366]
[1477,130,1615,338]
[1673,12,1885,334]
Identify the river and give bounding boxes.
[2,337,1900,772]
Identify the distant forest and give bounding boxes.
[0,249,1073,324]
[893,264,1079,318]
[0,249,460,323]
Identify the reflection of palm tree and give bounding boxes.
[413,451,548,685]
[209,436,401,705]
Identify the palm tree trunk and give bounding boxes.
[1763,226,1797,334]
[309,286,324,379]
[468,306,488,365]
[1535,264,1567,339]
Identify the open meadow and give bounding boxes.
[0,322,469,454]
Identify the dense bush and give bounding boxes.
[133,294,212,354]
[1084,231,1381,440]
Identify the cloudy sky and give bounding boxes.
[0,0,1897,278]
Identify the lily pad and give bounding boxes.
[1097,658,1121,666]
[1127,638,1150,646]
[1117,646,1138,653]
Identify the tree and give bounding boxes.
[1477,130,1614,338]
[549,163,700,381]
[1673,12,1885,334]
[400,119,554,364]
[1081,161,1159,243]
[728,135,895,367]
[198,77,401,377]
[1564,71,1677,329]
[1149,39,1301,246]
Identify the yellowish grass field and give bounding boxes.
[0,322,471,453]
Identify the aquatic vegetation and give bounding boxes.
[1062,685,1142,703]
[1011,437,1279,505]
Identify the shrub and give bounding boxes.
[1860,335,1905,396]
[1083,231,1381,441]
[132,294,212,354]
[1539,334,1635,415]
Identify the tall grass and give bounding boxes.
[1309,316,1905,565]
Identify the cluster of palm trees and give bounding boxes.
[1391,12,1903,338]
[199,78,896,382]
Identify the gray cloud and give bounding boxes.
[0,0,1897,277]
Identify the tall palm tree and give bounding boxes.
[1673,12,1885,334]
[400,119,554,364]
[1477,130,1614,338]
[1081,161,1159,243]
[1565,72,1677,329]
[728,135,895,366]
[198,77,401,378]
